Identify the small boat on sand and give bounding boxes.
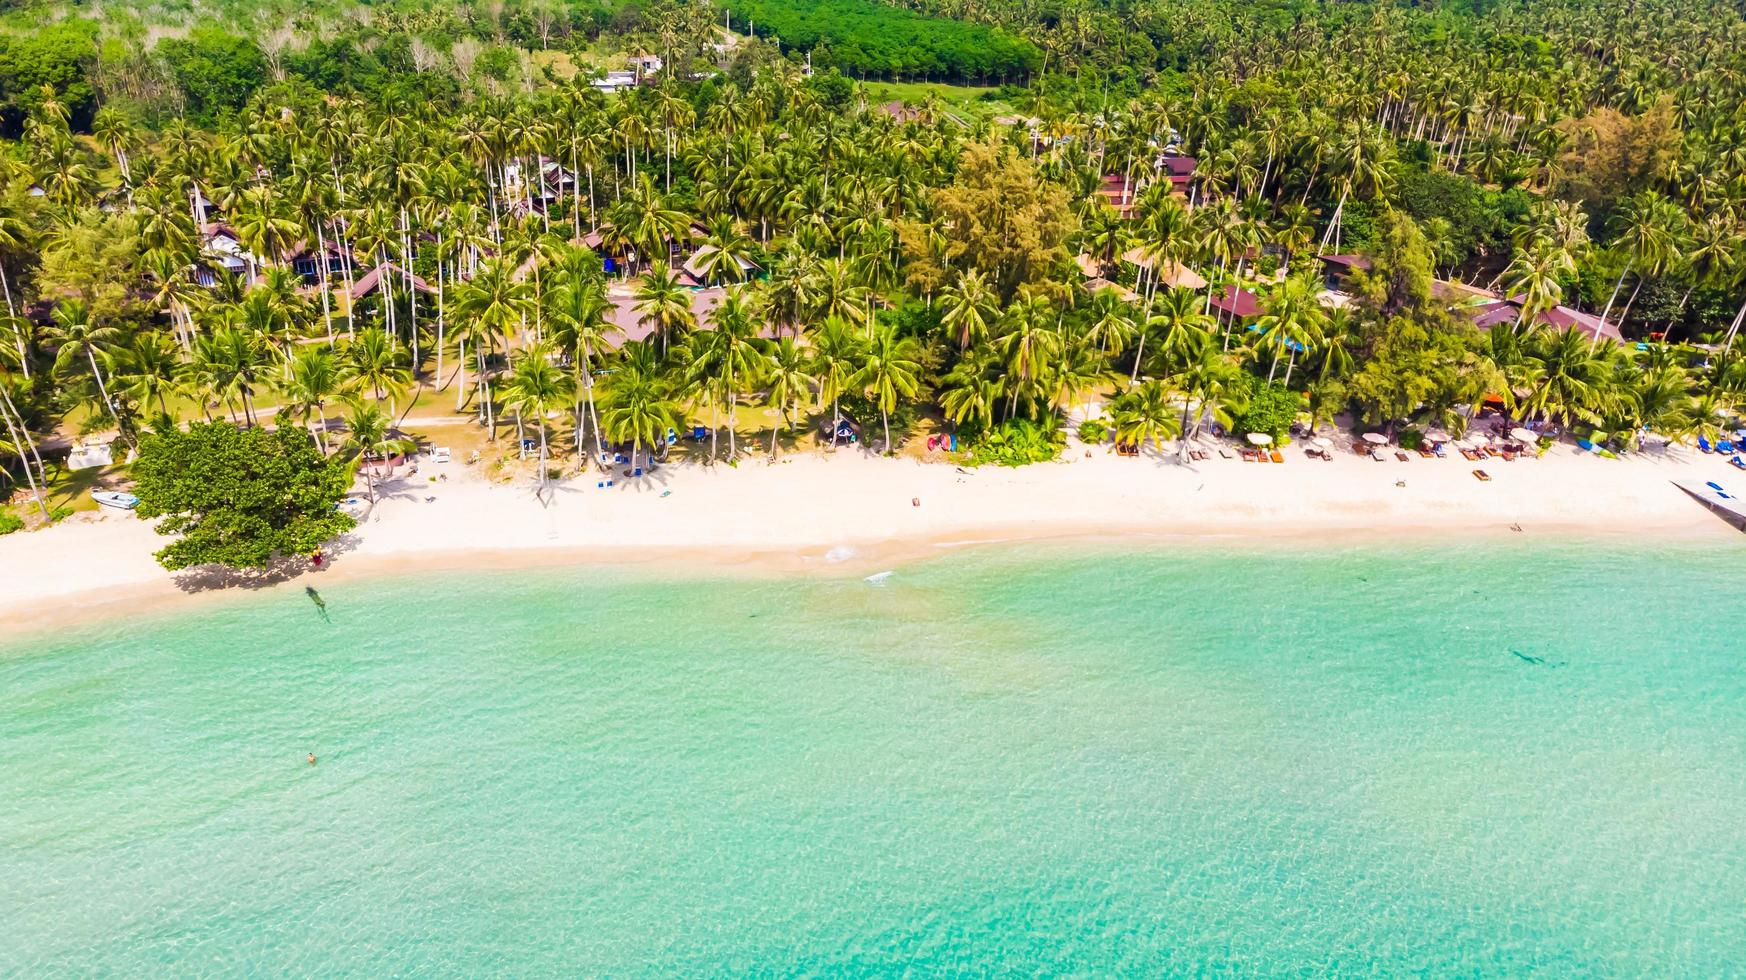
[92,490,140,510]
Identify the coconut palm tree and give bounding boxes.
[502,345,576,495]
[47,300,132,445]
[856,324,923,453]
[762,337,816,459]
[1111,378,1181,455]
[284,348,342,450]
[339,397,417,503]
[810,318,867,448]
[601,346,682,476]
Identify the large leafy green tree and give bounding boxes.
[133,421,355,571]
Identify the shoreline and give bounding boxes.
[3,445,1740,635]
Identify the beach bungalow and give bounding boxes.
[288,240,353,286]
[627,54,663,79]
[347,263,436,307]
[876,101,926,124]
[1208,285,1262,322]
[1120,246,1208,290]
[194,222,258,285]
[591,71,639,94]
[1084,277,1140,302]
[1096,174,1141,218]
[1160,153,1196,198]
[1315,254,1372,291]
[1467,298,1623,345]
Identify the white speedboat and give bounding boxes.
[91,490,140,510]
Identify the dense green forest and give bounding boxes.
[728,0,1039,82]
[3,0,1746,527]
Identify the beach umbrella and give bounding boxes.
[1362,432,1389,445]
[1425,429,1451,444]
[1510,427,1538,444]
[1311,436,1334,448]
[1246,432,1274,446]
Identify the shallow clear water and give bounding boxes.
[4,538,1745,974]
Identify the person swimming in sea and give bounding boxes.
[307,753,317,765]
[306,586,330,622]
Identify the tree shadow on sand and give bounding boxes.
[168,533,364,595]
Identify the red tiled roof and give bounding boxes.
[1467,300,1622,343]
[1208,285,1261,319]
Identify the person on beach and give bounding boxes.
[311,548,324,568]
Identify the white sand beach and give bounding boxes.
[2,439,1740,630]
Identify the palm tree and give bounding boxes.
[810,318,867,448]
[1111,379,1181,456]
[547,274,620,458]
[1593,191,1684,350]
[341,327,413,413]
[633,260,697,353]
[1254,275,1326,385]
[284,348,342,450]
[601,347,682,476]
[939,269,999,351]
[856,324,923,453]
[48,300,131,445]
[762,337,816,459]
[112,334,183,419]
[1522,328,1614,426]
[502,345,576,495]
[339,397,417,503]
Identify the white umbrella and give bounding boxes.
[1470,431,1493,444]
[1425,429,1451,444]
[1311,436,1334,448]
[1246,432,1274,446]
[1510,427,1538,444]
[1362,432,1389,445]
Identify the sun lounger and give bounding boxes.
[1395,451,1410,462]
[1699,436,1714,453]
[1219,449,1233,459]
[1241,449,1257,462]
[1370,450,1386,461]
[1472,469,1491,482]
[1269,450,1283,463]
[1417,448,1435,459]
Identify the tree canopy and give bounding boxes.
[132,421,355,570]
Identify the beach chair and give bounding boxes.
[1733,456,1746,470]
[1269,450,1284,463]
[1472,469,1492,482]
[1395,451,1410,462]
[1320,451,1333,462]
[1417,447,1436,459]
[692,426,708,442]
[1370,450,1386,462]
[1699,436,1714,453]
[431,446,452,463]
[1219,449,1233,459]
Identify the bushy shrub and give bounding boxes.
[965,418,1064,467]
[1077,419,1108,444]
[0,509,23,535]
[1229,377,1300,442]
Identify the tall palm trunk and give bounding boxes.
[1592,259,1633,353]
[1,264,25,378]
[0,388,48,519]
[85,346,133,449]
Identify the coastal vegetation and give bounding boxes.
[132,421,354,569]
[3,0,1746,527]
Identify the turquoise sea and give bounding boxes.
[4,538,1744,974]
